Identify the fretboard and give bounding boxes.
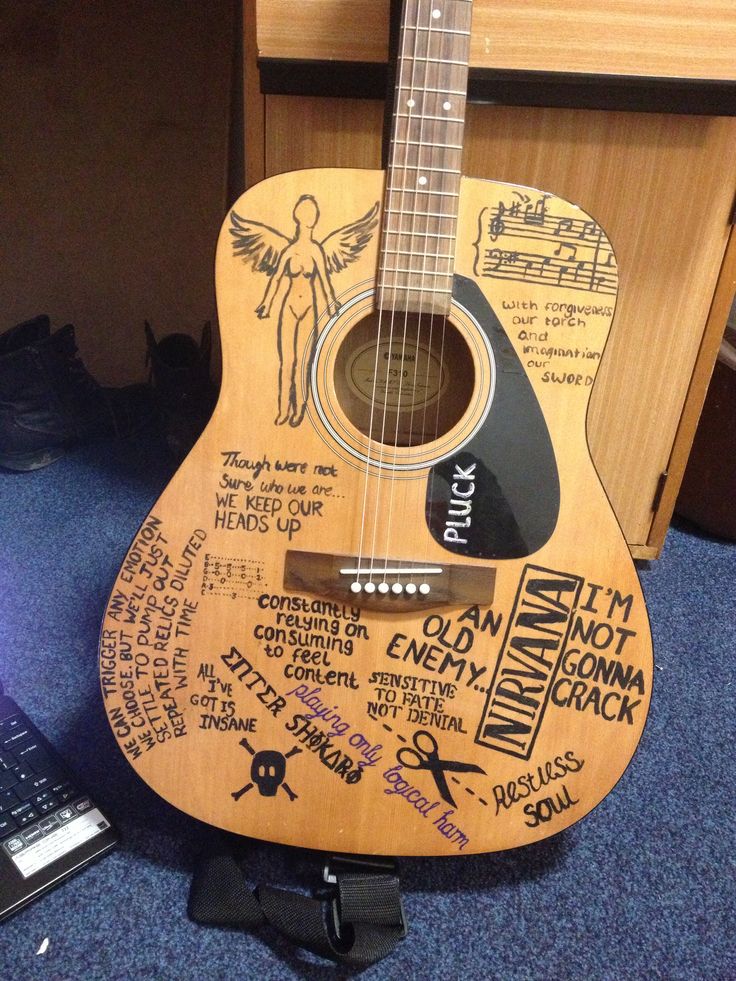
[378,0,473,315]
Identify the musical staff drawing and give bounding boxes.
[473,191,617,296]
[201,553,265,599]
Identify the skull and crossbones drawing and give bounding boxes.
[231,736,301,802]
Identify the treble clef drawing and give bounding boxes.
[229,195,379,427]
[489,202,506,241]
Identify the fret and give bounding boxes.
[389,146,463,160]
[395,112,464,123]
[389,150,463,164]
[409,26,471,36]
[382,247,456,259]
[386,187,460,198]
[394,139,464,150]
[401,2,473,10]
[399,83,468,97]
[381,267,453,277]
[386,164,461,174]
[380,284,450,295]
[381,254,455,265]
[385,206,458,219]
[384,229,456,240]
[386,183,460,197]
[399,36,471,59]
[388,167,462,179]
[383,243,457,255]
[400,56,469,66]
[398,85,467,96]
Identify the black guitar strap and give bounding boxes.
[188,835,407,967]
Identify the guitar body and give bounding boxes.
[99,168,652,856]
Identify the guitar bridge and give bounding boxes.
[284,550,495,610]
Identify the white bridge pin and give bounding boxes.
[419,583,431,595]
[364,582,377,594]
[350,582,362,593]
[391,583,404,595]
[405,583,417,595]
[378,582,390,594]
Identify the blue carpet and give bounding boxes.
[0,434,734,980]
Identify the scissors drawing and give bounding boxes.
[397,730,486,808]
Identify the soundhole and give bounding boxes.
[333,310,475,447]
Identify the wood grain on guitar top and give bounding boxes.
[98,167,652,856]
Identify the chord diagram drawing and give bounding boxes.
[201,553,265,599]
[473,191,617,296]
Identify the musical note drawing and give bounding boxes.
[472,193,617,296]
[578,220,601,242]
[524,195,549,227]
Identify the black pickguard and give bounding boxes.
[426,275,559,559]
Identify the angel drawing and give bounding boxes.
[230,194,379,427]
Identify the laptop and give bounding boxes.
[0,693,118,921]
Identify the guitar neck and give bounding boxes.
[378,0,474,315]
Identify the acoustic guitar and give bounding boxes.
[99,0,652,856]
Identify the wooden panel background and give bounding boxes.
[261,96,736,547]
[257,0,736,79]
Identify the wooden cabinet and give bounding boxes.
[242,0,736,557]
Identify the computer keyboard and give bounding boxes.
[0,695,117,920]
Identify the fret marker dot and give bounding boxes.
[443,101,452,111]
[418,176,427,186]
[432,8,441,18]
[407,98,416,108]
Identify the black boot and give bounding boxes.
[144,321,218,457]
[0,314,153,471]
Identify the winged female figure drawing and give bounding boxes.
[230,194,379,427]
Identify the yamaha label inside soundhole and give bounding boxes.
[347,339,444,410]
[334,309,474,447]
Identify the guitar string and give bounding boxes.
[382,0,439,587]
[412,1,461,580]
[354,0,417,589]
[356,1,467,591]
[396,0,469,583]
[368,0,424,587]
[424,2,470,549]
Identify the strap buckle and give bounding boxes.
[322,853,398,886]
[323,853,407,941]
